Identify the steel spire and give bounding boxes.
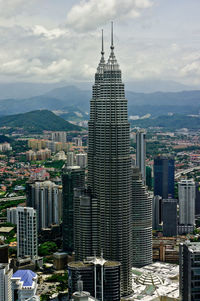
[101,29,104,56]
[111,21,114,50]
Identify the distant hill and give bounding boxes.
[0,110,82,133]
[0,85,200,118]
[130,114,200,130]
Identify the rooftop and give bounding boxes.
[12,270,37,287]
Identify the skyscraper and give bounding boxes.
[178,179,195,232]
[87,25,132,295]
[132,167,152,267]
[62,166,85,253]
[16,207,38,259]
[179,242,200,301]
[136,129,146,184]
[154,156,175,199]
[162,199,177,237]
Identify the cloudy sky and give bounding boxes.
[0,0,200,87]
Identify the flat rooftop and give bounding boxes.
[0,227,14,233]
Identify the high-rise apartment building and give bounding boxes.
[154,156,175,199]
[179,179,195,231]
[51,131,67,143]
[76,153,87,168]
[132,167,152,267]
[87,25,132,295]
[136,129,146,184]
[67,152,75,167]
[0,263,13,301]
[16,207,38,259]
[62,166,85,253]
[180,242,200,301]
[73,137,82,147]
[26,181,62,230]
[162,199,177,237]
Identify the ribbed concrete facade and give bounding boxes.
[132,167,152,267]
[88,28,132,295]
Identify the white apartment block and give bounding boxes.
[17,207,38,259]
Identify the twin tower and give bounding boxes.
[74,24,152,296]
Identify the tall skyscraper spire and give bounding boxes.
[111,21,114,50]
[101,29,104,55]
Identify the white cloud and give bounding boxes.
[32,25,67,40]
[0,0,36,17]
[66,0,153,31]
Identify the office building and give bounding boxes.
[11,270,39,301]
[152,195,162,230]
[16,207,38,259]
[179,242,200,301]
[0,263,13,301]
[87,25,132,295]
[68,257,121,301]
[76,153,87,168]
[62,166,85,253]
[51,131,67,143]
[136,129,146,184]
[132,167,152,267]
[154,156,175,199]
[26,181,62,230]
[179,179,195,231]
[162,199,177,237]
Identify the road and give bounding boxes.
[0,196,26,202]
[175,166,200,179]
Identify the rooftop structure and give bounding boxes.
[127,262,179,301]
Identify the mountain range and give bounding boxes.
[0,85,200,119]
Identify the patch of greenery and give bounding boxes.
[0,200,25,217]
[38,241,58,256]
[46,272,68,292]
[44,160,65,170]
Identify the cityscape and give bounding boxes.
[0,1,200,301]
